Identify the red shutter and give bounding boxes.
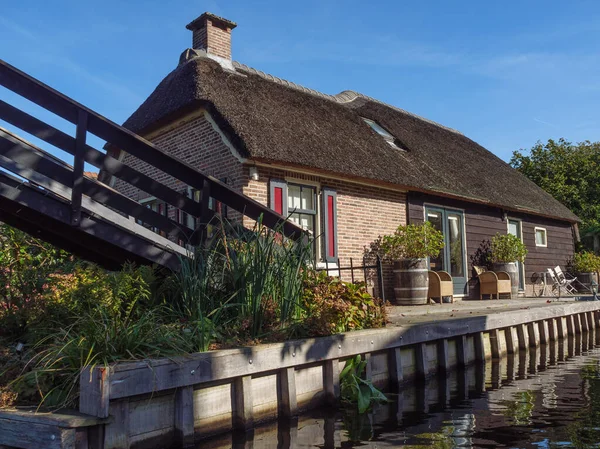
[273,187,283,214]
[327,195,335,258]
[322,188,337,262]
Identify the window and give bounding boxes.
[362,117,405,150]
[287,184,316,236]
[270,180,338,262]
[535,227,547,247]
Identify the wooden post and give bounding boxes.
[527,322,540,347]
[388,347,403,388]
[71,109,87,226]
[457,335,468,367]
[586,311,595,330]
[104,400,129,449]
[548,318,557,341]
[574,314,582,335]
[79,366,110,418]
[323,359,340,405]
[489,329,500,359]
[474,332,485,362]
[581,313,589,332]
[556,317,565,339]
[364,353,373,380]
[437,339,449,374]
[517,324,527,350]
[232,376,254,431]
[504,327,515,354]
[278,368,298,419]
[538,321,548,345]
[174,386,195,448]
[415,343,428,380]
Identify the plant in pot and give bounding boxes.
[380,221,445,305]
[490,233,528,298]
[569,251,600,292]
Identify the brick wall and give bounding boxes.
[112,113,408,300]
[113,112,245,222]
[192,19,233,59]
[243,166,407,299]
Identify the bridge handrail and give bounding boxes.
[0,59,304,242]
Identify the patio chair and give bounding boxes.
[478,270,512,299]
[554,266,578,294]
[428,270,454,304]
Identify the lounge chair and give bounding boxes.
[428,270,454,304]
[478,270,512,299]
[554,266,578,293]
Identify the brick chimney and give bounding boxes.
[186,12,237,60]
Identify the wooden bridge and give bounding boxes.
[0,60,303,270]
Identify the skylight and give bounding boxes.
[362,118,405,150]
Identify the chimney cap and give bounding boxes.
[186,12,237,31]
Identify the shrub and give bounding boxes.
[570,251,600,273]
[300,272,387,337]
[379,221,445,260]
[491,233,528,263]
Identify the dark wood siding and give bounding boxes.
[408,192,575,293]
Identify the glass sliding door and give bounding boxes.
[507,219,525,291]
[426,206,467,295]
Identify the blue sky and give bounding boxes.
[1,0,600,165]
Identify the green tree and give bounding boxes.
[510,138,600,233]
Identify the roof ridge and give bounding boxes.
[231,60,462,135]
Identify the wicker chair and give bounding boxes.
[478,270,512,299]
[428,270,454,304]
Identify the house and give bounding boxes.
[105,12,579,299]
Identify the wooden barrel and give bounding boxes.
[393,258,429,305]
[493,262,519,298]
[577,272,598,292]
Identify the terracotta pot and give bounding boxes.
[393,258,429,305]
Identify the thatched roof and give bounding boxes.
[123,53,579,223]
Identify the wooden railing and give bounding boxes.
[0,59,304,265]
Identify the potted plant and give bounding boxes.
[490,233,528,298]
[569,251,600,291]
[380,221,445,305]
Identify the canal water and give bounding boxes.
[196,333,600,448]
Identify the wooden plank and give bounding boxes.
[0,99,203,217]
[0,417,76,449]
[104,400,129,449]
[0,60,304,240]
[174,386,195,448]
[364,353,373,380]
[527,322,540,347]
[388,347,403,386]
[0,130,193,241]
[277,367,298,419]
[415,343,428,378]
[79,367,110,419]
[322,359,340,405]
[0,152,187,259]
[488,329,500,359]
[517,324,527,350]
[473,332,485,362]
[106,302,600,399]
[71,110,87,226]
[456,335,468,367]
[538,321,548,344]
[504,327,515,354]
[232,376,253,431]
[0,408,108,429]
[437,339,449,374]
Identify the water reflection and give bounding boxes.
[196,335,600,448]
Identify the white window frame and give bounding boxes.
[534,227,548,247]
[361,117,405,150]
